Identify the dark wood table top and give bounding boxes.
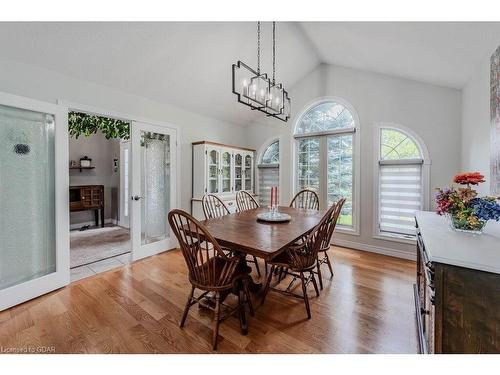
[198,206,327,261]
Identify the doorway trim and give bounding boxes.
[58,100,182,260]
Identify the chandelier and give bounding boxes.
[232,22,291,122]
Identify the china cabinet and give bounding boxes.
[191,141,256,219]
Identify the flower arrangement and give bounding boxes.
[435,172,500,233]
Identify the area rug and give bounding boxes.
[70,226,130,268]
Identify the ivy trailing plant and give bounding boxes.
[68,111,130,140]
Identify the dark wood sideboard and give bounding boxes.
[414,211,500,354]
[69,185,104,228]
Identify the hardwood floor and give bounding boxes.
[0,247,418,353]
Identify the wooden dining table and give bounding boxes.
[197,205,327,332]
[198,206,327,262]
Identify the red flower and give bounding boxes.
[453,172,485,185]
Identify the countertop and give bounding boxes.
[415,211,500,274]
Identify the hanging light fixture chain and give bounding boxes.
[272,21,276,84]
[257,21,261,74]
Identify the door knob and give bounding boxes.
[132,195,143,201]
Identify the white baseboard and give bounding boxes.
[333,238,416,261]
[69,218,118,230]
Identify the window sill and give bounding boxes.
[336,226,360,236]
[373,233,416,245]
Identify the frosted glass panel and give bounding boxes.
[0,104,56,290]
[141,131,170,245]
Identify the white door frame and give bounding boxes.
[131,121,178,261]
[0,92,69,311]
[58,100,181,258]
[119,140,131,228]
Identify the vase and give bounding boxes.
[448,214,487,234]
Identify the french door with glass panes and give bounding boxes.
[130,121,178,261]
[0,92,69,311]
[296,132,354,228]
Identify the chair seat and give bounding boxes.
[191,257,251,288]
[267,251,291,267]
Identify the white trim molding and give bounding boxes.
[333,238,416,261]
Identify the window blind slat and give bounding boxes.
[379,163,422,236]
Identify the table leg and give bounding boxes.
[236,253,262,293]
[101,208,105,228]
[94,209,99,227]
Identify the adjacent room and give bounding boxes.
[0,19,499,357]
[68,111,131,280]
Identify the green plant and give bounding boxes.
[68,112,130,140]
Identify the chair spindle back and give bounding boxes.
[290,189,320,210]
[286,200,343,270]
[168,209,238,290]
[236,190,259,211]
[202,194,230,219]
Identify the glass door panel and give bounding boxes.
[327,134,353,227]
[141,131,170,245]
[208,149,219,193]
[0,94,68,312]
[131,121,177,261]
[244,155,252,190]
[234,153,242,191]
[0,105,55,290]
[221,151,231,193]
[297,138,320,193]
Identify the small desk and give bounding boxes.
[69,185,105,228]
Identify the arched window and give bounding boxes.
[376,126,429,239]
[294,99,358,230]
[258,140,279,206]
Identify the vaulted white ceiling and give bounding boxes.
[299,22,500,89]
[0,22,499,126]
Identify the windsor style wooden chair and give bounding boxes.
[202,194,230,219]
[290,189,320,210]
[261,201,340,319]
[168,209,254,350]
[315,198,346,289]
[236,190,259,211]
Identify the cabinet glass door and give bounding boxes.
[207,148,220,193]
[234,153,243,192]
[221,151,231,193]
[244,154,252,191]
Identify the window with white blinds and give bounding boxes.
[378,128,425,238]
[258,141,279,206]
[379,161,423,236]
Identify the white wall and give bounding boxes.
[461,54,492,196]
[244,63,462,259]
[0,58,246,213]
[69,131,120,225]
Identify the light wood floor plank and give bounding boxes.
[0,246,418,353]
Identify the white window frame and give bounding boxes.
[373,123,431,244]
[292,97,361,235]
[256,136,282,204]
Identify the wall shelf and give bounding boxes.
[70,166,95,172]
